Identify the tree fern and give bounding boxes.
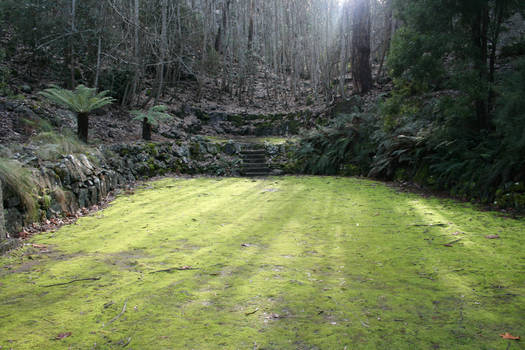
[40,85,114,143]
[131,105,172,141]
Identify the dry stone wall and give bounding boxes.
[1,138,292,245]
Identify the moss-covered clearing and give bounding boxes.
[1,177,524,349]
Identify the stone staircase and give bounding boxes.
[240,144,271,177]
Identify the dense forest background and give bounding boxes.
[1,0,525,210]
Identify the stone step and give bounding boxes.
[242,157,266,162]
[242,151,266,155]
[244,171,271,177]
[243,166,270,172]
[240,144,269,177]
[243,158,266,163]
[243,162,268,166]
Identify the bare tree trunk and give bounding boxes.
[339,4,349,98]
[142,117,152,140]
[248,0,255,51]
[70,0,76,88]
[94,36,102,90]
[155,0,168,104]
[130,0,140,106]
[77,112,89,143]
[471,6,490,130]
[351,0,373,94]
[377,0,392,80]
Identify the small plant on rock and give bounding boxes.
[131,105,172,141]
[39,85,114,143]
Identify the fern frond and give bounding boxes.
[39,85,114,113]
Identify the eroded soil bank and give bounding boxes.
[1,177,524,349]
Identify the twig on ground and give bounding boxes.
[149,266,199,274]
[411,223,447,227]
[107,300,128,326]
[444,238,462,247]
[122,337,132,347]
[42,277,101,288]
[245,307,259,316]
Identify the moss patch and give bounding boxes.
[1,177,524,349]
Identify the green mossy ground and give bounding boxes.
[1,177,524,349]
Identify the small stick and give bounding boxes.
[149,267,199,274]
[245,307,259,316]
[42,277,101,288]
[411,223,447,227]
[107,300,127,326]
[122,337,132,348]
[444,238,462,247]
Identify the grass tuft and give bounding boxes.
[0,158,37,220]
[30,131,89,160]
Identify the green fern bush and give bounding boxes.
[39,85,114,143]
[131,105,172,141]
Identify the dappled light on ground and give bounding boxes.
[0,177,524,349]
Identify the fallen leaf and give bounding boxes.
[500,332,520,340]
[55,332,72,340]
[32,244,47,249]
[485,234,500,239]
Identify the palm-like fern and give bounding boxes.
[40,85,114,143]
[131,105,172,140]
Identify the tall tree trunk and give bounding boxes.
[351,0,373,94]
[248,0,255,51]
[471,6,490,130]
[488,3,505,118]
[339,4,349,98]
[377,0,393,80]
[94,36,102,90]
[155,0,168,104]
[77,112,89,143]
[130,0,141,106]
[142,118,152,141]
[70,0,76,89]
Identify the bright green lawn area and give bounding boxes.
[1,177,524,349]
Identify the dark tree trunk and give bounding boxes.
[142,118,152,140]
[351,0,373,94]
[377,0,393,81]
[214,26,222,53]
[248,0,255,51]
[77,112,89,143]
[471,6,490,130]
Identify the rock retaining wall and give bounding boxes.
[1,138,292,243]
[0,179,5,240]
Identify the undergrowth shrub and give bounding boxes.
[292,112,376,176]
[30,131,89,160]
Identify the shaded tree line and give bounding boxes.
[0,0,394,106]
